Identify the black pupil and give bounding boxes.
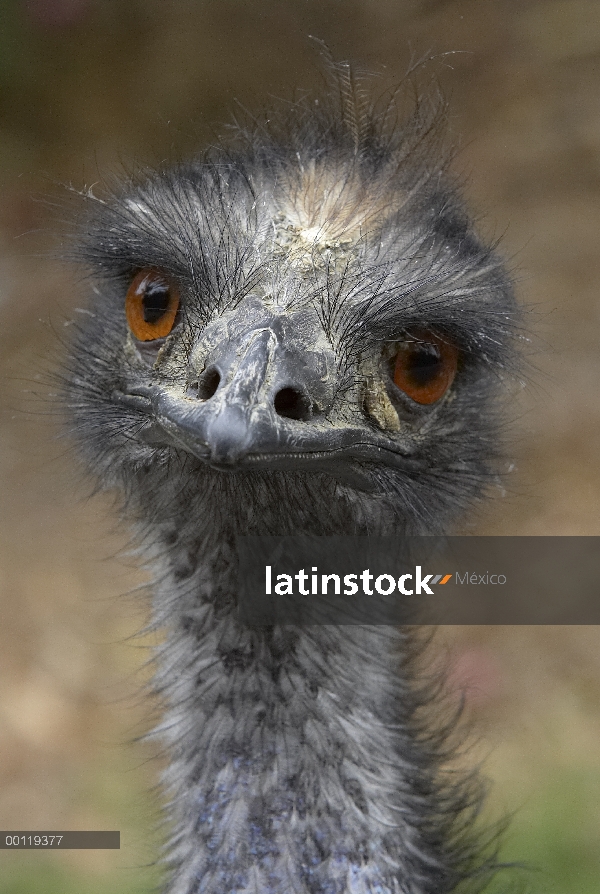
[142,281,171,324]
[406,344,443,387]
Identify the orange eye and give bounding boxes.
[125,269,180,341]
[392,331,458,405]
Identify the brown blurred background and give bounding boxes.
[0,1,599,892]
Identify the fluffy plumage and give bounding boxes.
[64,64,517,893]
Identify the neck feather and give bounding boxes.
[147,535,491,894]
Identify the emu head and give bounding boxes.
[66,79,516,539]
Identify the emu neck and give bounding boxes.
[152,533,471,894]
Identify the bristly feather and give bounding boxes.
[61,61,521,894]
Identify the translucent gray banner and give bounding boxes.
[236,537,600,625]
[0,831,120,849]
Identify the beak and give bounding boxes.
[153,314,337,468]
[119,304,416,492]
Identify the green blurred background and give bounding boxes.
[0,1,599,892]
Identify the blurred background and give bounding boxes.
[0,1,599,892]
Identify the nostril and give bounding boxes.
[274,387,312,421]
[199,368,221,399]
[187,367,221,400]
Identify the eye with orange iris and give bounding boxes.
[391,331,459,405]
[125,269,180,341]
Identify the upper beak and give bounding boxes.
[153,317,335,468]
[166,327,297,465]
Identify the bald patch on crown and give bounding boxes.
[270,159,395,266]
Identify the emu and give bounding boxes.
[64,64,517,894]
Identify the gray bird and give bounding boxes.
[64,63,517,894]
